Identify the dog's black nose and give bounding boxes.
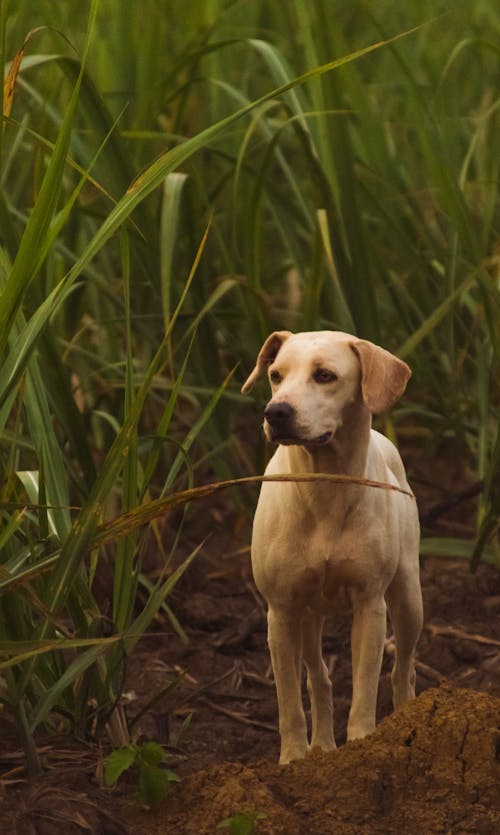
[264,401,294,427]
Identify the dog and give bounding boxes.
[242,330,422,764]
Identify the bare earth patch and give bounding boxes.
[1,546,500,834]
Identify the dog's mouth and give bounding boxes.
[270,430,333,446]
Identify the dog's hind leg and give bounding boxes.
[267,607,308,764]
[386,564,423,708]
[302,611,335,752]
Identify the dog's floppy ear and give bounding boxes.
[241,331,292,393]
[351,339,411,414]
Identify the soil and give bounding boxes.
[2,512,500,834]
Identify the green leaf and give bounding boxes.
[104,745,138,786]
[160,172,189,334]
[420,537,499,564]
[137,741,166,768]
[0,0,99,355]
[217,812,266,835]
[0,24,422,412]
[28,642,110,732]
[138,764,180,807]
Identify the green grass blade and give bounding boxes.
[0,0,99,355]
[0,25,422,412]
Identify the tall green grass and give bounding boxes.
[1,0,499,770]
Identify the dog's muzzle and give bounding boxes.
[264,401,295,432]
[264,402,332,445]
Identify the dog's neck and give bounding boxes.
[285,403,372,477]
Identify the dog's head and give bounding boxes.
[241,330,411,446]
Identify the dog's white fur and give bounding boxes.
[242,330,422,764]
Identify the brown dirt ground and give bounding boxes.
[2,533,500,835]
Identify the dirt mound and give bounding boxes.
[141,684,500,834]
[2,557,499,834]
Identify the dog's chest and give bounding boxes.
[253,558,362,616]
[293,551,367,614]
[254,515,384,614]
[301,520,377,608]
[251,476,396,612]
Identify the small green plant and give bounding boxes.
[104,741,181,808]
[217,810,267,835]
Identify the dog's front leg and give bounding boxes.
[267,607,307,764]
[347,597,387,740]
[302,611,335,752]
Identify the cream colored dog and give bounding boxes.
[242,330,422,764]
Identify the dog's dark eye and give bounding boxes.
[270,370,282,384]
[313,368,338,384]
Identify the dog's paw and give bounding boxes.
[308,740,336,755]
[279,743,308,765]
